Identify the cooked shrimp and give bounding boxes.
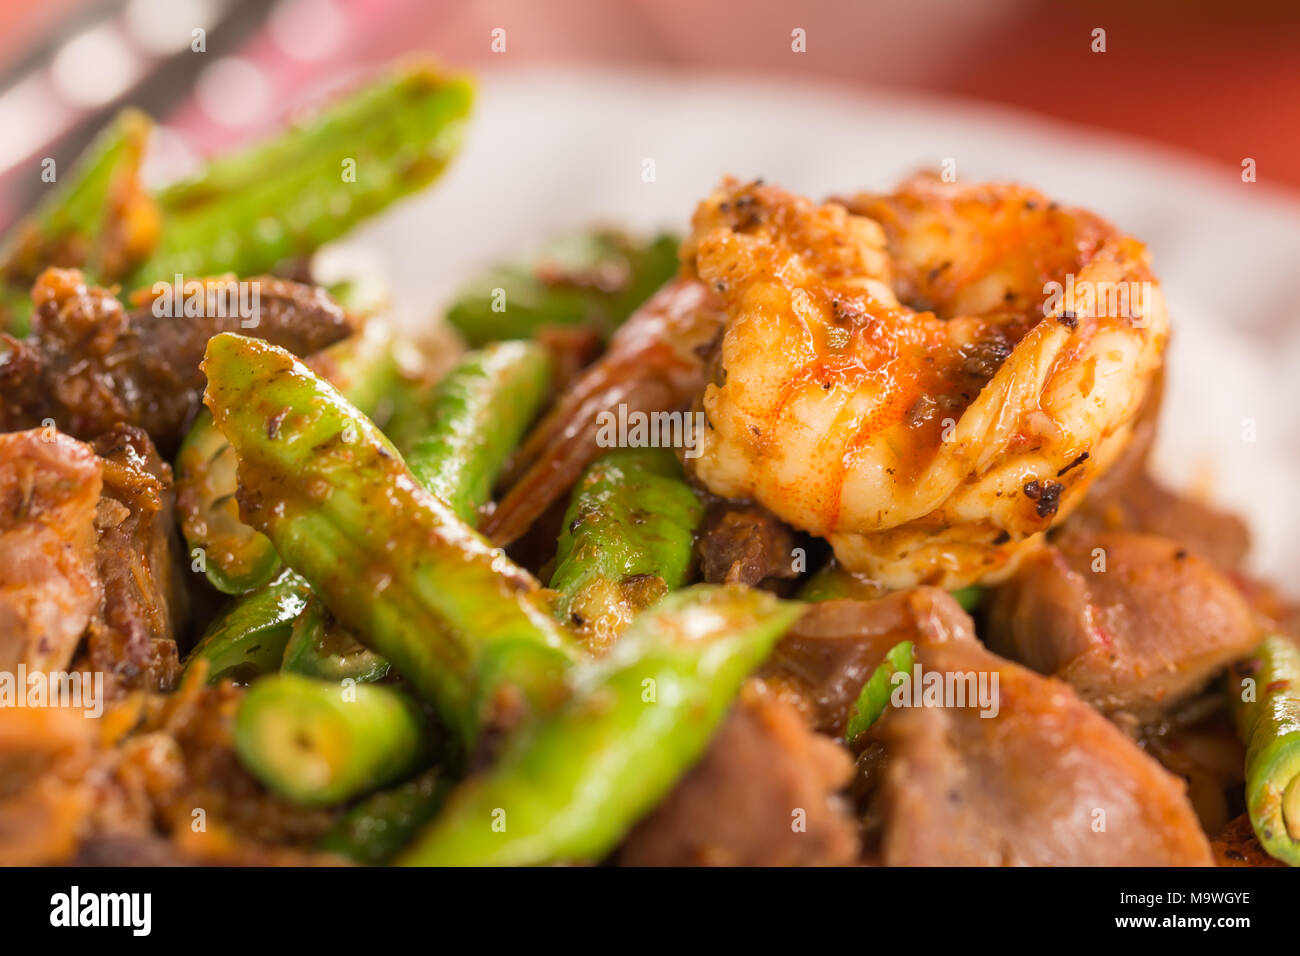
[685,176,1169,588]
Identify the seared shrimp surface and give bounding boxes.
[686,176,1169,588]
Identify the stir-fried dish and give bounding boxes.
[1,64,1296,867]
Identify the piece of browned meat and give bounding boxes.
[696,500,800,589]
[1066,470,1250,573]
[763,588,976,736]
[0,429,102,675]
[0,669,341,865]
[0,268,352,453]
[1061,366,1250,571]
[874,637,1215,865]
[986,531,1259,721]
[620,681,860,866]
[83,425,188,694]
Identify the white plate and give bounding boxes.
[323,65,1300,586]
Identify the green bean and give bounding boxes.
[549,448,703,650]
[1229,635,1300,866]
[133,66,472,285]
[202,333,580,749]
[235,674,434,807]
[176,322,401,595]
[405,341,551,525]
[844,640,914,743]
[278,342,547,681]
[445,230,679,346]
[184,568,312,684]
[1,109,155,334]
[281,595,390,684]
[398,585,799,866]
[318,768,452,865]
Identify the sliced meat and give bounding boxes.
[619,681,860,866]
[0,429,102,674]
[763,587,976,736]
[875,637,1214,866]
[0,268,352,453]
[696,500,799,589]
[83,425,188,694]
[986,531,1259,721]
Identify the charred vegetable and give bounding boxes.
[135,67,472,284]
[202,333,580,750]
[398,585,799,866]
[404,341,551,524]
[177,322,401,595]
[550,448,703,651]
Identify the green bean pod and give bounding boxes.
[318,768,452,865]
[549,448,703,650]
[184,568,312,684]
[404,341,552,525]
[177,322,401,595]
[133,66,472,284]
[844,640,914,743]
[281,595,391,684]
[398,585,800,866]
[202,333,580,750]
[445,231,679,346]
[1229,635,1300,866]
[2,109,155,334]
[235,674,434,807]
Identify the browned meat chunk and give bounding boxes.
[875,637,1214,866]
[0,669,340,865]
[620,682,860,866]
[83,425,188,694]
[0,268,352,453]
[987,531,1259,721]
[0,430,102,675]
[763,587,976,735]
[1066,469,1250,573]
[696,501,799,589]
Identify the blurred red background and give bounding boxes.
[0,0,1296,224]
